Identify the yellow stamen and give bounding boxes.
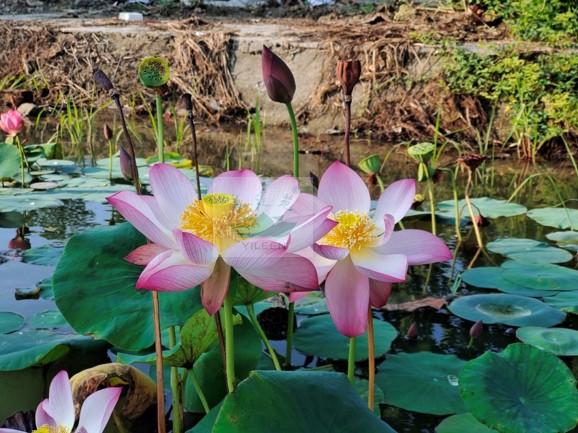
[319,210,377,250]
[33,425,69,433]
[180,193,257,252]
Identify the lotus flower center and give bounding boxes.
[180,193,257,251]
[33,425,69,433]
[320,210,377,250]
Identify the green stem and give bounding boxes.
[108,139,113,182]
[156,93,164,164]
[188,369,210,414]
[285,102,299,178]
[465,170,483,248]
[367,307,375,411]
[247,303,282,371]
[169,327,181,433]
[15,136,26,187]
[284,301,295,369]
[424,163,437,236]
[347,336,356,384]
[223,291,236,393]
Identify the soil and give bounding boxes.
[2,1,572,157]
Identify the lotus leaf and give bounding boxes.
[29,310,68,330]
[436,413,498,433]
[501,260,578,291]
[293,291,329,315]
[212,371,397,433]
[516,326,578,356]
[460,267,553,297]
[0,142,21,180]
[293,314,397,361]
[486,238,572,263]
[527,207,578,230]
[22,245,63,266]
[459,343,578,433]
[376,352,467,415]
[448,294,565,327]
[544,291,578,314]
[437,197,527,219]
[546,231,578,252]
[0,312,24,334]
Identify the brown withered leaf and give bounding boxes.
[380,297,446,312]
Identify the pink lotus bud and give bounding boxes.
[0,109,23,137]
[406,322,418,339]
[336,59,361,96]
[103,124,113,141]
[470,320,483,339]
[261,45,296,104]
[119,145,133,181]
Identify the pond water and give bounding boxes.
[1,124,578,432]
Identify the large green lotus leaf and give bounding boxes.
[544,291,578,314]
[188,402,223,433]
[354,378,385,415]
[41,177,129,203]
[376,352,467,415]
[35,158,77,174]
[22,245,64,266]
[29,310,68,330]
[516,326,578,356]
[459,343,578,433]
[527,207,578,230]
[185,319,262,413]
[0,195,63,212]
[293,292,329,315]
[0,312,24,334]
[546,231,578,252]
[501,260,578,291]
[293,314,397,361]
[233,277,275,305]
[460,267,553,297]
[212,371,397,433]
[0,329,100,371]
[437,198,527,219]
[436,413,498,433]
[486,238,572,264]
[0,142,21,179]
[52,223,203,350]
[447,294,565,327]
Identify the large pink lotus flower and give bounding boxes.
[0,109,23,137]
[107,163,334,314]
[312,161,452,337]
[0,370,121,433]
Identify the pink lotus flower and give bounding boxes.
[107,163,334,314]
[0,370,121,433]
[262,45,296,104]
[0,109,23,137]
[312,161,452,337]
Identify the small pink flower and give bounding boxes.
[0,109,23,137]
[0,370,121,433]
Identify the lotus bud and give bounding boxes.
[182,93,193,111]
[0,109,23,137]
[261,45,296,104]
[92,68,114,91]
[103,123,113,141]
[336,59,361,97]
[457,153,486,171]
[470,320,483,339]
[119,145,133,181]
[406,322,418,339]
[8,228,30,250]
[473,213,490,227]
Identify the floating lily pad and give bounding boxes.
[30,181,58,190]
[0,329,101,371]
[448,294,565,327]
[29,310,68,330]
[460,267,553,297]
[527,207,578,230]
[0,312,24,334]
[35,158,77,174]
[486,238,572,264]
[546,231,578,252]
[516,326,578,356]
[459,343,578,433]
[0,142,21,180]
[376,352,467,415]
[436,413,498,433]
[293,314,397,361]
[0,195,64,212]
[212,371,397,433]
[293,292,329,315]
[502,260,578,291]
[437,197,527,219]
[544,291,578,315]
[22,245,64,266]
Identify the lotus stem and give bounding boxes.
[111,93,141,190]
[343,95,352,166]
[188,368,210,414]
[347,336,356,384]
[183,94,202,200]
[155,93,164,164]
[284,301,295,368]
[152,291,167,433]
[223,290,236,393]
[367,306,375,410]
[15,135,26,187]
[464,169,483,248]
[108,138,113,181]
[169,327,181,433]
[247,303,282,371]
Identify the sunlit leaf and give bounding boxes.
[527,207,578,230]
[502,260,578,291]
[516,326,578,356]
[437,197,527,219]
[486,238,572,263]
